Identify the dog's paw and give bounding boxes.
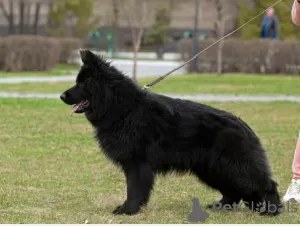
[112,205,123,214]
[112,204,140,215]
[258,203,283,216]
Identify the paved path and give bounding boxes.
[1,92,300,102]
[0,59,186,84]
[0,75,76,84]
[0,74,181,84]
[71,58,186,78]
[1,73,299,103]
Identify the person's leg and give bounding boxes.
[283,132,300,202]
[292,132,300,180]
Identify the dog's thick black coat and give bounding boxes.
[60,49,282,216]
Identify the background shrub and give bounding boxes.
[178,39,300,75]
[0,35,60,72]
[58,38,82,64]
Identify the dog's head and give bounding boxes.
[60,49,124,118]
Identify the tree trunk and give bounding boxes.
[25,3,32,34]
[9,1,14,34]
[131,28,143,81]
[132,44,138,81]
[32,2,41,34]
[8,0,15,34]
[0,0,15,34]
[216,18,227,75]
[19,0,25,34]
[46,2,54,30]
[112,0,119,27]
[217,41,223,75]
[112,0,119,55]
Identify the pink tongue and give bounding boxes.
[70,104,79,116]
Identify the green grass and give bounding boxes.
[1,99,300,223]
[141,73,300,95]
[0,64,78,77]
[54,64,79,71]
[2,73,300,95]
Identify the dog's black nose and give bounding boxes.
[60,93,66,101]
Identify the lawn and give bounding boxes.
[1,99,300,223]
[1,74,300,95]
[0,64,78,77]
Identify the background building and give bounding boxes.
[0,0,244,48]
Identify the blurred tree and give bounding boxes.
[111,0,119,55]
[144,8,172,46]
[19,0,25,34]
[213,0,233,75]
[47,0,100,39]
[0,0,42,35]
[25,1,32,33]
[32,1,41,34]
[118,0,174,80]
[0,0,15,34]
[214,0,223,74]
[238,0,300,40]
[117,0,158,81]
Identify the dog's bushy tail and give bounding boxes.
[260,179,283,216]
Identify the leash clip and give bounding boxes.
[143,84,151,90]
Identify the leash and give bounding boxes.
[142,0,284,90]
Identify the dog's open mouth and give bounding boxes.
[70,100,89,116]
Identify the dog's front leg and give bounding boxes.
[113,163,155,215]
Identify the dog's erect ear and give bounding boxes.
[79,49,98,65]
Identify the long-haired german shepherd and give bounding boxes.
[60,49,282,216]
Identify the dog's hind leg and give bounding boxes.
[260,179,283,216]
[243,180,283,216]
[192,170,242,212]
[113,163,155,215]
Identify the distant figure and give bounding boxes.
[261,7,279,39]
[186,198,209,223]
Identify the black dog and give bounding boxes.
[60,49,282,216]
